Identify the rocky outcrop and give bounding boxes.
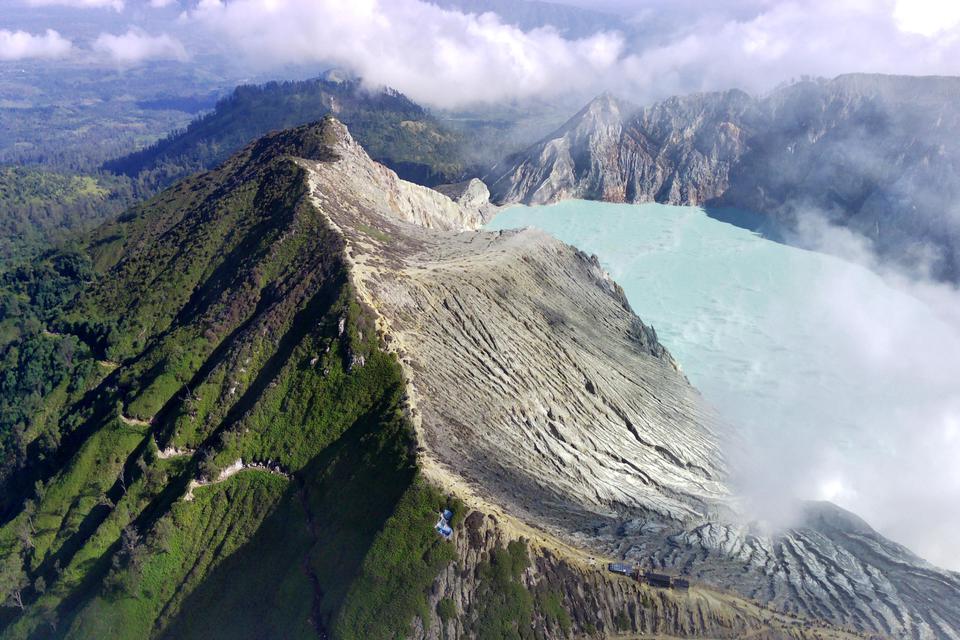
[488,89,757,206]
[308,120,730,532]
[490,74,960,281]
[415,509,870,640]
[647,503,960,640]
[300,117,960,638]
[433,178,498,223]
[309,116,486,232]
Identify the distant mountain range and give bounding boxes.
[104,75,470,192]
[490,74,960,281]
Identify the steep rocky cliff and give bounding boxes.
[490,74,960,281]
[304,118,960,640]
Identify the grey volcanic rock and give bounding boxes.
[488,89,757,205]
[301,118,960,639]
[418,509,867,640]
[433,178,498,223]
[489,92,636,204]
[491,74,960,280]
[626,502,960,640]
[309,122,730,529]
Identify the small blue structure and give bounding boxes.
[435,509,454,540]
[608,562,633,576]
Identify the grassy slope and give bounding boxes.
[0,123,459,640]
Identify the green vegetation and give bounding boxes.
[0,167,137,264]
[0,63,219,263]
[536,590,572,637]
[333,482,457,639]
[0,247,101,492]
[0,62,216,172]
[613,609,631,632]
[0,121,464,639]
[466,540,536,640]
[104,78,469,192]
[437,598,457,624]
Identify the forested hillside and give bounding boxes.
[0,168,136,264]
[0,120,464,640]
[104,77,470,192]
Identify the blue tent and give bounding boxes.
[435,509,454,539]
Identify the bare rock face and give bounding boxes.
[433,178,498,223]
[309,116,486,232]
[308,121,731,533]
[299,117,960,639]
[415,509,867,640]
[489,92,635,204]
[650,503,960,640]
[489,90,757,206]
[490,74,960,281]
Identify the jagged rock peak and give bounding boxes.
[298,117,489,231]
[489,74,960,280]
[568,91,632,128]
[433,178,498,223]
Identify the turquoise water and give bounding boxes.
[487,200,960,568]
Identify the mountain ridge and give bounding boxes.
[305,118,960,639]
[0,117,954,639]
[103,77,470,194]
[490,73,960,281]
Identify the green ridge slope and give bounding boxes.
[0,122,457,639]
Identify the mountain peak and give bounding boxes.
[572,91,630,128]
[245,116,352,165]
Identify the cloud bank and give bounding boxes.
[92,29,187,63]
[11,1,960,104]
[186,0,628,108]
[178,0,960,107]
[0,28,72,61]
[748,212,960,571]
[26,0,124,11]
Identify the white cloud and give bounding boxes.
[777,212,960,570]
[180,0,960,108]
[611,0,960,101]
[92,29,188,63]
[149,0,177,7]
[893,0,960,36]
[26,0,124,11]
[185,0,631,108]
[0,28,73,61]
